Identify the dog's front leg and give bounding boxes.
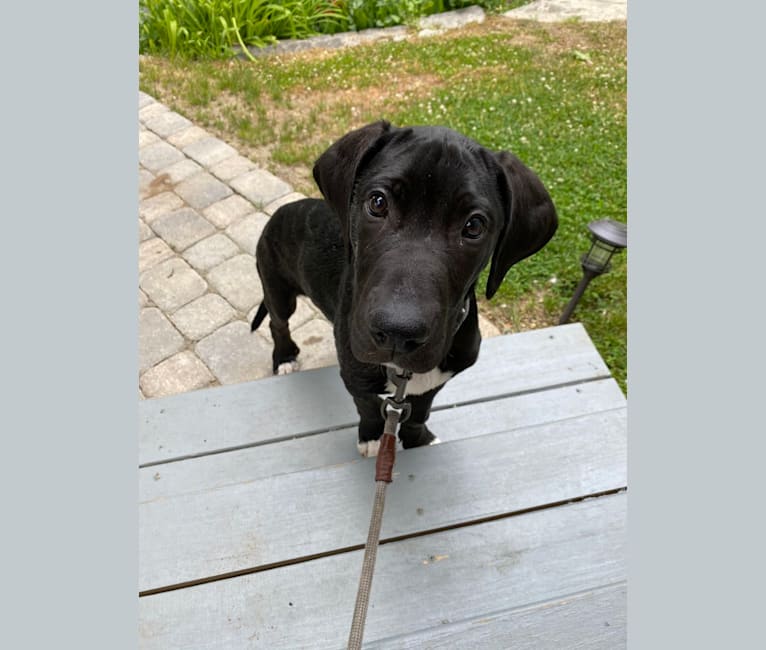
[353,394,385,457]
[397,387,442,449]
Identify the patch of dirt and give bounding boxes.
[479,287,557,334]
[144,172,174,199]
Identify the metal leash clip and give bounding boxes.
[380,368,412,423]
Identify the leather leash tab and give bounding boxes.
[374,430,397,482]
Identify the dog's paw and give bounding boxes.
[276,360,300,375]
[357,439,381,458]
[399,424,439,449]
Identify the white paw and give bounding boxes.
[357,439,381,458]
[276,360,300,375]
[429,437,441,446]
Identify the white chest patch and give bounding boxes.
[383,365,454,396]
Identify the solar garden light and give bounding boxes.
[558,219,627,325]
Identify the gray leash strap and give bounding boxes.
[347,469,390,649]
[347,371,410,650]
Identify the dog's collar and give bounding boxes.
[454,297,471,333]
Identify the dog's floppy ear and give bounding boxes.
[486,151,558,300]
[313,121,393,236]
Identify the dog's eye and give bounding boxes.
[366,192,388,218]
[462,215,486,239]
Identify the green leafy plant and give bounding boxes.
[140,0,350,59]
[140,1,532,57]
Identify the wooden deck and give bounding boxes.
[139,323,627,648]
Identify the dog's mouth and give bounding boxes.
[353,344,441,375]
[386,350,439,375]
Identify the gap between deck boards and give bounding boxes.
[139,486,626,597]
[139,373,612,469]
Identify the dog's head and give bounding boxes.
[313,121,557,373]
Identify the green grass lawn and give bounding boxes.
[140,16,627,392]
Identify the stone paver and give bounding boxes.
[140,191,184,223]
[478,314,501,339]
[183,137,238,168]
[143,110,193,138]
[150,207,216,252]
[419,5,484,37]
[167,126,210,149]
[139,130,160,148]
[290,318,338,370]
[139,238,175,274]
[206,254,263,313]
[230,169,293,209]
[224,212,269,254]
[196,321,273,384]
[139,220,153,243]
[182,233,240,272]
[210,155,257,182]
[139,308,185,373]
[140,351,215,398]
[203,195,256,229]
[142,174,175,200]
[174,172,233,211]
[162,158,203,184]
[140,257,208,313]
[139,168,155,199]
[169,293,236,341]
[139,140,185,173]
[137,1,621,398]
[139,102,170,123]
[139,91,154,109]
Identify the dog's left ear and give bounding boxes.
[486,151,558,300]
[313,121,394,243]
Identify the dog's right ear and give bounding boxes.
[313,121,393,244]
[485,151,558,300]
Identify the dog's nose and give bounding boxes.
[369,310,430,354]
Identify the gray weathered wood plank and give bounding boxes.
[141,378,625,502]
[370,582,627,649]
[139,324,611,465]
[139,492,626,649]
[140,408,626,592]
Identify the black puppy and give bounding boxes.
[251,121,557,456]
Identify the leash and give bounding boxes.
[347,368,412,650]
